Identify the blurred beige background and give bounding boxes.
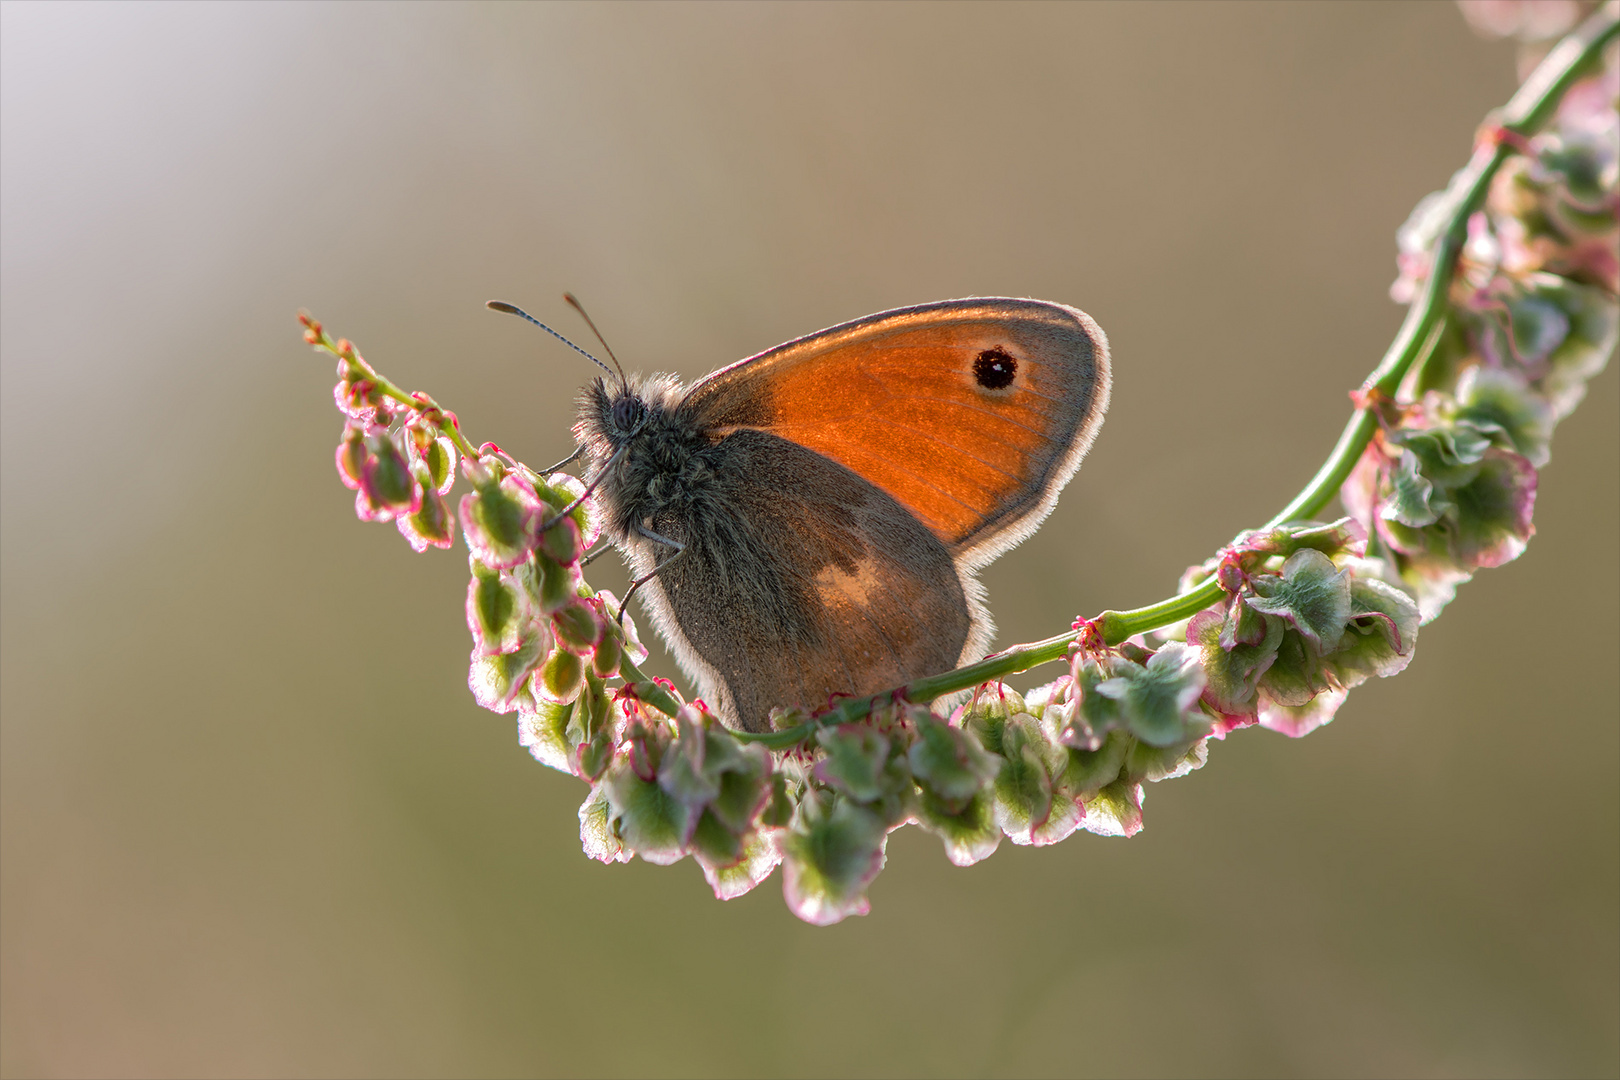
[1,2,1614,1077]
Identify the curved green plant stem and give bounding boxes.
[304,12,1615,752]
[732,6,1620,747]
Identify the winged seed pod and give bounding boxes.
[302,8,1618,925]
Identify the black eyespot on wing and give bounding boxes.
[973,347,1017,390]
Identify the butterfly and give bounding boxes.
[496,297,1109,733]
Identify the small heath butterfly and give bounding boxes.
[503,297,1109,733]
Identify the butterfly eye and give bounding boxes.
[973,347,1018,390]
[611,395,646,433]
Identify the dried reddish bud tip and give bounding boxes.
[1349,386,1388,410]
[1072,618,1106,654]
[1475,121,1533,155]
[304,328,319,344]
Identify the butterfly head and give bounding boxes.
[575,372,686,456]
[574,372,696,540]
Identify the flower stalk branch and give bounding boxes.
[302,315,485,463]
[302,3,1618,923]
[769,4,1618,744]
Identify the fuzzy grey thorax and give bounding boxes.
[573,374,718,543]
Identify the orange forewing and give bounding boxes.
[685,298,1109,554]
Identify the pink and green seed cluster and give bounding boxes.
[302,10,1616,926]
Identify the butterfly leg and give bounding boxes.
[541,444,585,473]
[541,445,627,531]
[616,524,685,626]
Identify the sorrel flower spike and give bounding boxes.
[300,5,1618,924]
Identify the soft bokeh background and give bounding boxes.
[2,3,1615,1077]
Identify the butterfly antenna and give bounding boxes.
[563,292,629,390]
[486,300,616,381]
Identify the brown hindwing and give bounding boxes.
[625,431,970,733]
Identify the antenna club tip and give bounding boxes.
[483,295,621,383]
